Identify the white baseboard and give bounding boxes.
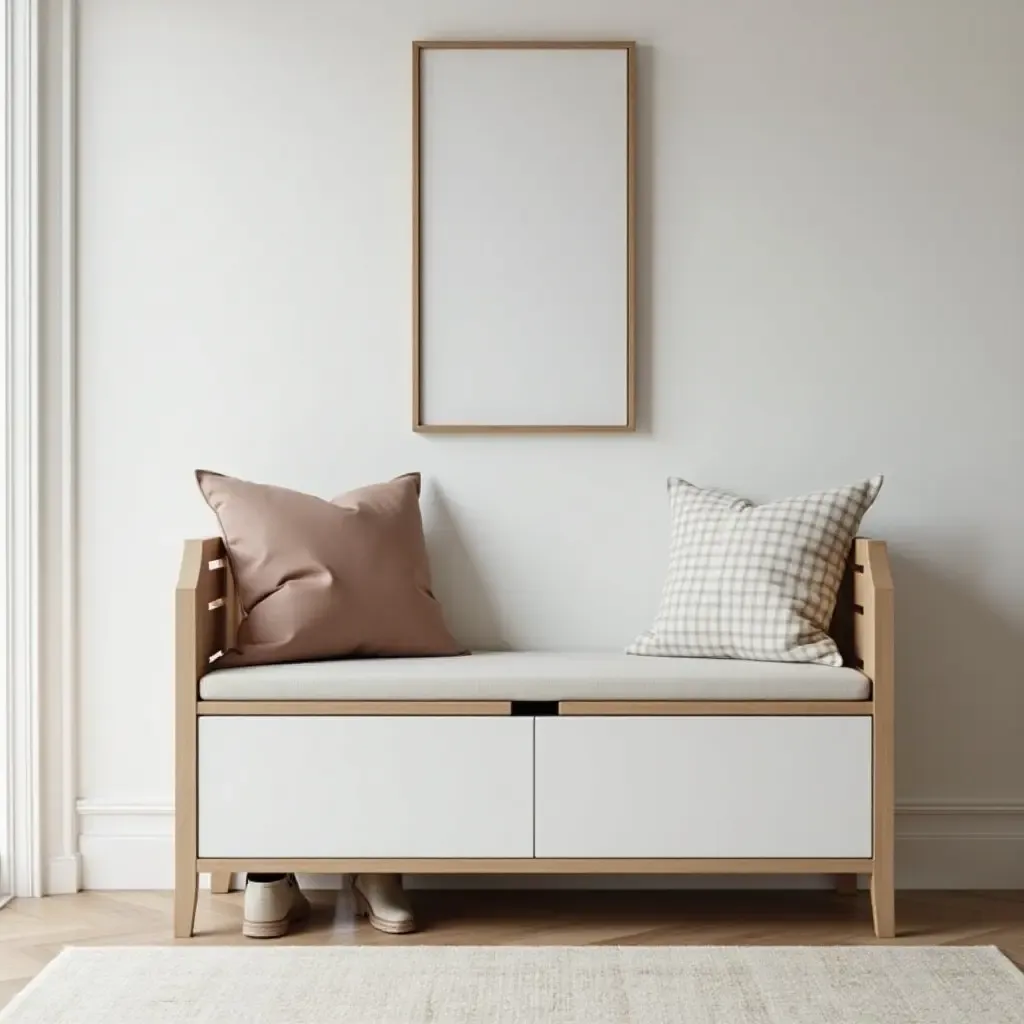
[79,836,174,891]
[45,854,82,895]
[78,802,173,890]
[75,799,1024,891]
[892,799,1024,889]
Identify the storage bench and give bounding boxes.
[175,538,894,937]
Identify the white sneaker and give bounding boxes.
[242,873,310,939]
[352,873,416,934]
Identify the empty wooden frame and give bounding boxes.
[413,41,636,433]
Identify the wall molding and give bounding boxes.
[78,800,176,891]
[76,799,1024,891]
[897,798,1024,830]
[45,854,80,893]
[2,0,43,899]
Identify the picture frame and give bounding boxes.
[412,41,636,433]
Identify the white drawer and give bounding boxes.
[535,716,872,858]
[198,716,533,858]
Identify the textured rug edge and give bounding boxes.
[2,946,1024,1019]
[0,950,76,1023]
[987,945,1024,985]
[33,943,1021,958]
[3,943,1022,1022]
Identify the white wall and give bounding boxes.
[66,0,1024,887]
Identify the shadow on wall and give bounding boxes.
[633,43,655,435]
[890,546,1024,800]
[420,481,507,651]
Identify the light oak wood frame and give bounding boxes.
[175,537,894,937]
[411,40,637,434]
[854,538,895,938]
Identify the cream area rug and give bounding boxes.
[2,946,1023,1023]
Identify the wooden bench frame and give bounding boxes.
[175,537,894,937]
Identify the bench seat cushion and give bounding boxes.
[199,652,870,701]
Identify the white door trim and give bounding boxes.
[3,0,42,899]
[44,0,81,897]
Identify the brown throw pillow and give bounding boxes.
[196,470,465,667]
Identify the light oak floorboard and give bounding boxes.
[1,890,1022,1009]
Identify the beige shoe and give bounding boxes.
[242,873,310,939]
[352,873,417,934]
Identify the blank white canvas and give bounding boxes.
[419,48,629,427]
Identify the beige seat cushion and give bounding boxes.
[200,652,870,701]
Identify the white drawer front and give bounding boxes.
[199,716,533,858]
[535,716,872,858]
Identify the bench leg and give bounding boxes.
[210,871,233,895]
[834,873,858,895]
[870,870,895,938]
[174,869,198,938]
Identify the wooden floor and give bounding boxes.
[1,889,1023,1009]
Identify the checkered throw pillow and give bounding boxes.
[628,476,883,665]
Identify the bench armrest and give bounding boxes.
[851,538,894,698]
[176,537,230,692]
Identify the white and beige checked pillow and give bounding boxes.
[628,476,883,666]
